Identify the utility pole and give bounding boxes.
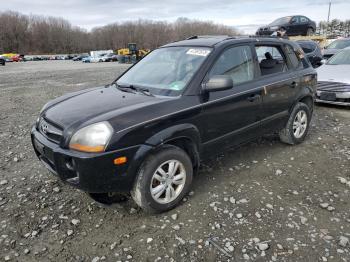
[326,0,332,36]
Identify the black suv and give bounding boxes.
[256,15,316,36]
[31,36,317,213]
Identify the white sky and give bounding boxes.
[1,0,349,34]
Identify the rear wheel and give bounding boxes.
[131,145,193,213]
[279,102,311,145]
[306,28,314,36]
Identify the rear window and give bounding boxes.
[298,42,316,54]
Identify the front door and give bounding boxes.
[199,44,263,153]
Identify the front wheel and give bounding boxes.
[131,145,193,213]
[279,102,312,145]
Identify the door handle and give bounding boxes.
[290,81,298,88]
[247,94,261,102]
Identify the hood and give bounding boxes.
[323,49,340,56]
[43,86,166,129]
[317,64,350,84]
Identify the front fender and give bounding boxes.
[145,123,201,148]
[125,124,201,188]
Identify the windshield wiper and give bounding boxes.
[113,83,154,96]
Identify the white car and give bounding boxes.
[316,48,350,106]
[82,55,105,63]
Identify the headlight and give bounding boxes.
[270,26,279,30]
[69,122,113,153]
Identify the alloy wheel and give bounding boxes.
[150,160,186,204]
[293,110,308,139]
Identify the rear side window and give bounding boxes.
[300,16,309,23]
[255,45,288,76]
[285,45,302,69]
[209,45,254,85]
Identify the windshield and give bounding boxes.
[269,16,291,26]
[326,39,350,49]
[117,46,211,96]
[327,50,350,65]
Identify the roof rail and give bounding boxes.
[186,35,232,40]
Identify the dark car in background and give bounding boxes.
[256,15,316,36]
[296,40,323,68]
[0,56,5,66]
[31,36,316,213]
[323,38,350,59]
[73,55,89,61]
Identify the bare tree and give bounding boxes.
[0,11,238,54]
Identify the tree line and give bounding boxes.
[317,19,350,37]
[0,11,238,54]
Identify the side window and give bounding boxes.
[300,16,309,23]
[209,45,254,85]
[255,45,288,76]
[291,16,300,24]
[284,45,302,69]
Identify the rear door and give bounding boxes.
[253,42,300,132]
[199,44,263,153]
[288,16,300,35]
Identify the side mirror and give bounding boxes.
[321,59,327,64]
[203,75,233,92]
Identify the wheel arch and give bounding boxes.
[145,124,201,171]
[299,95,314,112]
[126,124,201,187]
[291,85,315,113]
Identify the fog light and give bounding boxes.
[114,156,127,165]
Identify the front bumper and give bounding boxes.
[31,126,150,193]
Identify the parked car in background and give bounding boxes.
[296,40,323,68]
[0,56,5,66]
[4,57,13,62]
[323,38,350,59]
[316,48,350,106]
[73,55,89,61]
[82,55,105,63]
[256,15,316,36]
[101,53,118,62]
[31,36,316,212]
[11,54,22,62]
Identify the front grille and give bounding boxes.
[38,117,63,144]
[317,81,350,92]
[317,81,350,105]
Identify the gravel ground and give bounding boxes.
[0,61,349,262]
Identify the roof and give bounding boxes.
[162,35,291,48]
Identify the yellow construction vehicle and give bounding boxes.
[117,43,150,63]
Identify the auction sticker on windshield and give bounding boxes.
[186,49,211,57]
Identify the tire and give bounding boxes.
[279,102,312,145]
[306,28,314,36]
[131,145,193,213]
